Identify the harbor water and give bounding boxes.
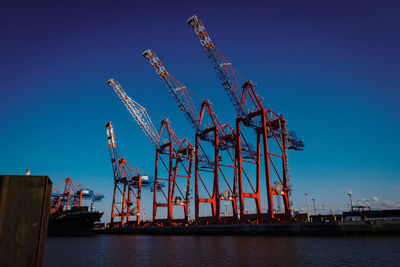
[45,235,400,266]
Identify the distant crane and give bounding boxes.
[51,177,104,211]
[348,192,353,211]
[106,121,153,227]
[188,15,304,222]
[143,49,240,223]
[107,79,194,225]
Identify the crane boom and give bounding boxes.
[188,15,304,151]
[106,121,121,181]
[187,15,304,220]
[142,49,200,131]
[107,79,159,147]
[106,121,154,186]
[107,79,194,224]
[187,15,246,116]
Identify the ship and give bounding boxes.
[48,206,103,236]
[48,177,104,236]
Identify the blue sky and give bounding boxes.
[1,0,399,221]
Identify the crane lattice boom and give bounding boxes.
[187,15,304,151]
[143,49,200,131]
[187,15,246,116]
[107,79,159,147]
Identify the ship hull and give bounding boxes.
[48,209,103,236]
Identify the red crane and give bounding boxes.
[107,79,194,225]
[51,177,103,212]
[143,49,240,224]
[106,121,152,227]
[187,15,304,222]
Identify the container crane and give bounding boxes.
[107,79,194,225]
[142,50,200,131]
[187,15,304,222]
[143,49,241,223]
[106,121,154,227]
[51,177,104,212]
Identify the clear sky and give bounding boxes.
[1,0,399,221]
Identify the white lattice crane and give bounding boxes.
[107,78,194,225]
[107,79,159,147]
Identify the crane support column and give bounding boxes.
[188,15,304,222]
[105,122,146,227]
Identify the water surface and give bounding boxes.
[45,235,400,266]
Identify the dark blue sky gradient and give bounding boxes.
[1,0,399,219]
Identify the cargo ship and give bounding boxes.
[48,177,104,236]
[48,206,103,236]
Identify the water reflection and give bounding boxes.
[45,235,400,266]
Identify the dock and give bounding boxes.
[96,220,400,236]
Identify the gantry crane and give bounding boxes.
[187,15,304,222]
[51,177,104,211]
[107,79,194,225]
[143,49,242,223]
[106,121,154,227]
